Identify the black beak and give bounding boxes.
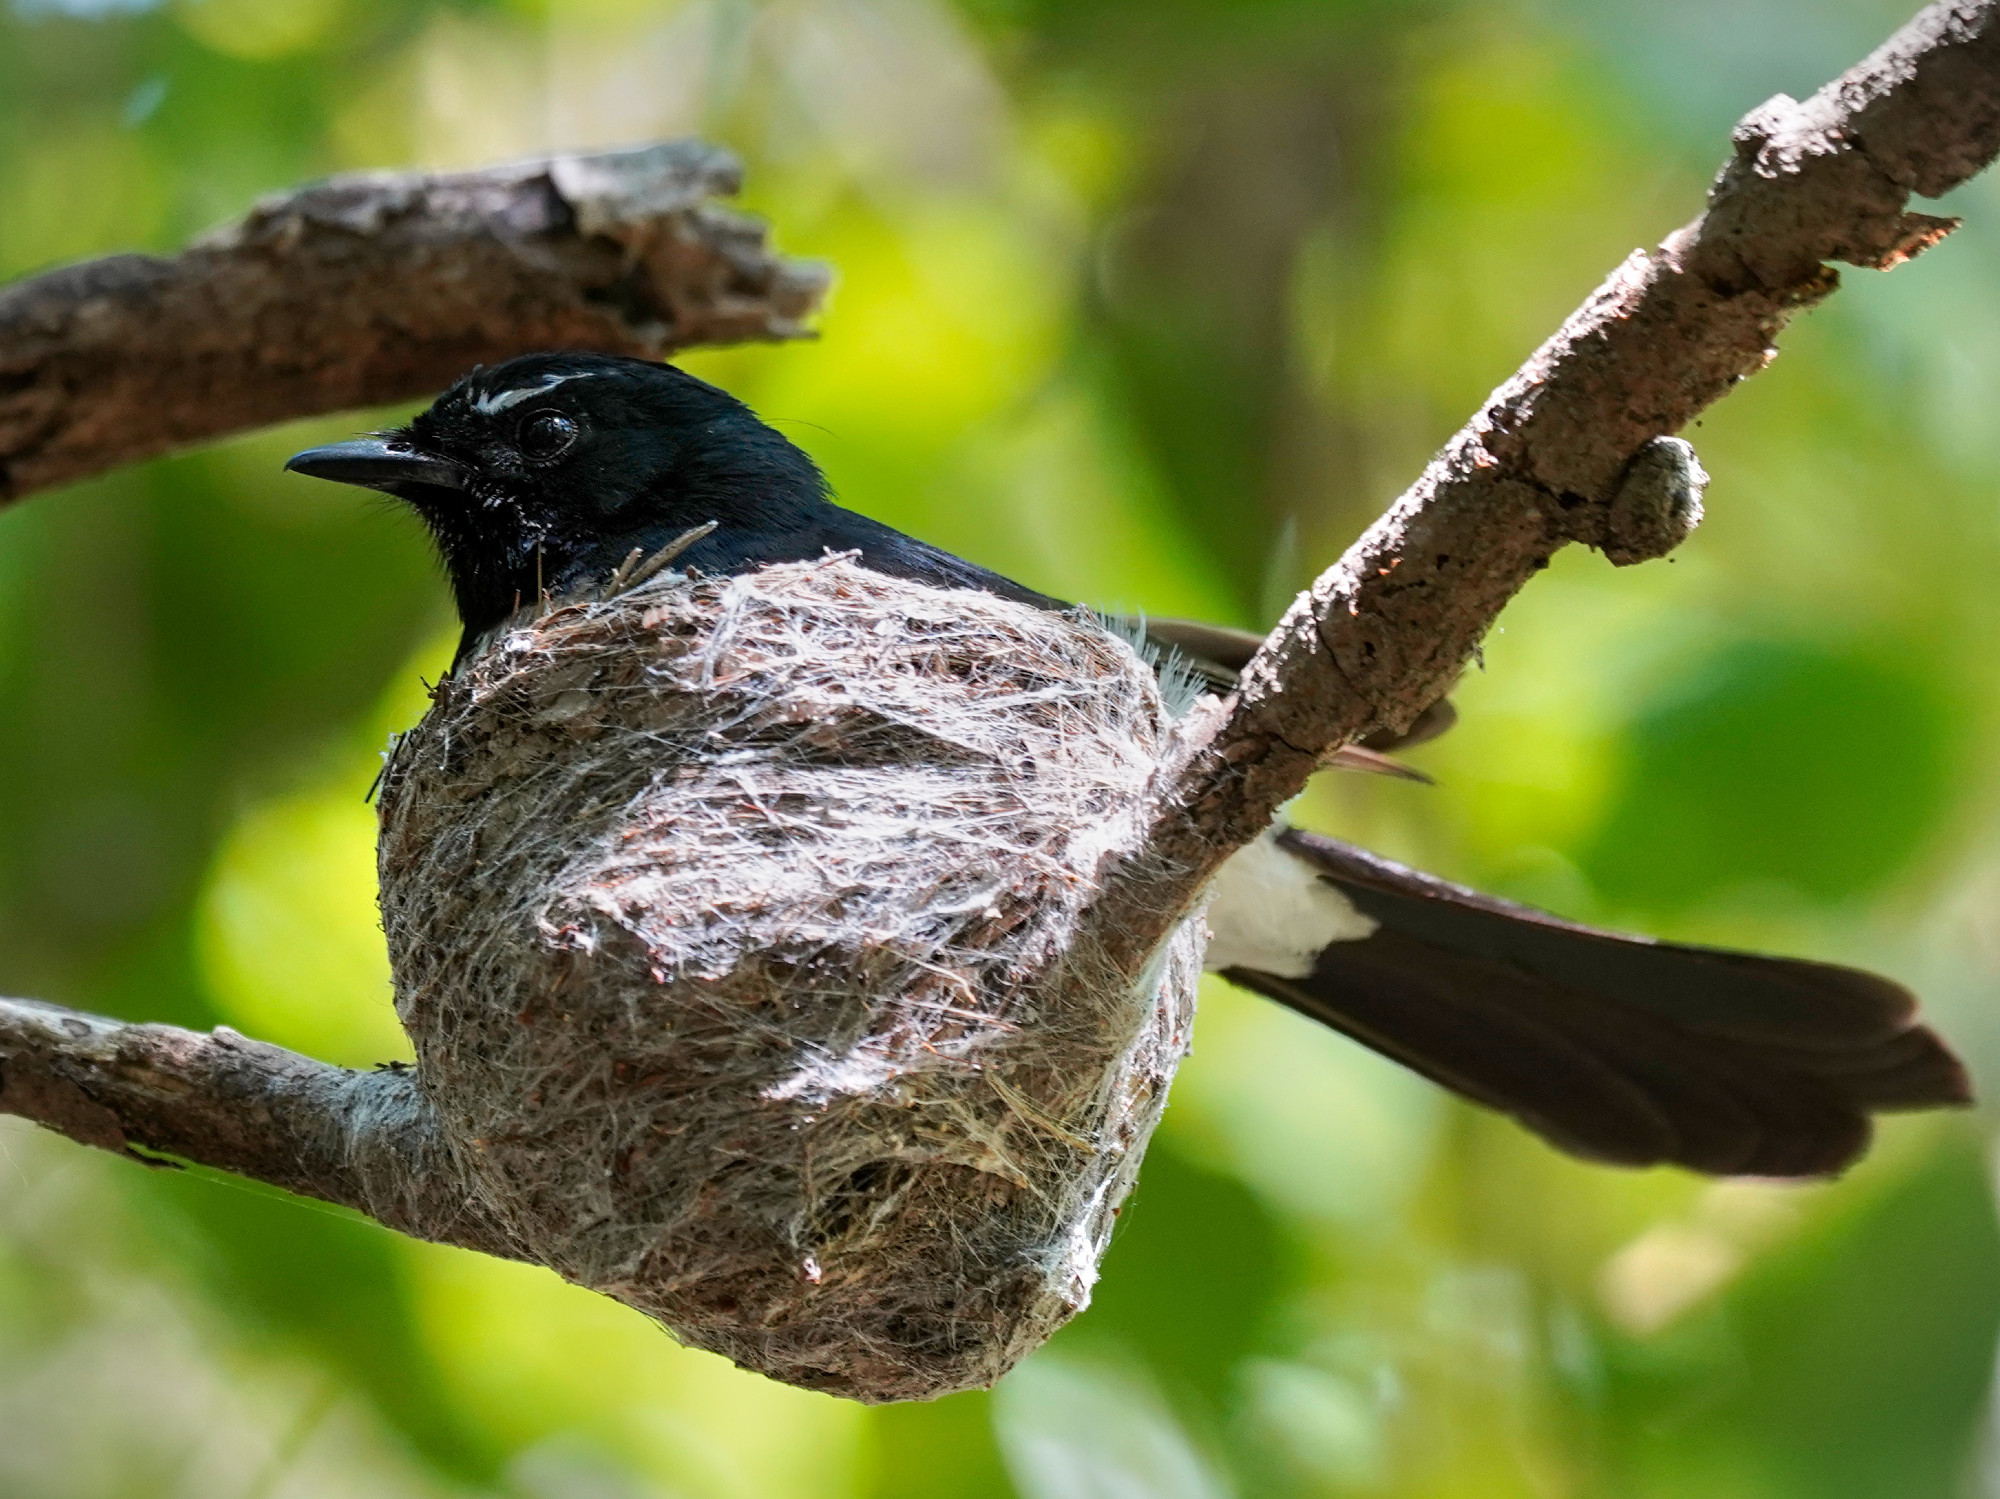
[285,438,466,493]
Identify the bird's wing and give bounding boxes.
[1206,829,1970,1177]
[1132,617,1262,690]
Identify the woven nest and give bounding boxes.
[374,557,1202,1401]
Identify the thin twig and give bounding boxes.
[623,520,721,592]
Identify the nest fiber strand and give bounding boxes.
[375,558,1202,1401]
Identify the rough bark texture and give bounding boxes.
[0,995,523,1260]
[1079,0,2000,979]
[0,139,827,502]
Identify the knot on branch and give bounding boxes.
[1598,437,1708,566]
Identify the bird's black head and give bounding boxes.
[285,353,831,657]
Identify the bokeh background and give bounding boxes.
[4,0,2000,1494]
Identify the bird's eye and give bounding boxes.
[518,410,580,463]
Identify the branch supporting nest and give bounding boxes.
[1080,0,2000,978]
[0,995,522,1260]
[0,139,828,502]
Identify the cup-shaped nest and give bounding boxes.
[375,558,1202,1401]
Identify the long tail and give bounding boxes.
[1215,831,1971,1177]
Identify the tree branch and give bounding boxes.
[0,996,523,1261]
[0,139,827,503]
[1083,0,2000,976]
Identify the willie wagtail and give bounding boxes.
[288,352,1972,1178]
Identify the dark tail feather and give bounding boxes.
[1219,831,1971,1178]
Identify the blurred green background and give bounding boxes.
[4,0,2000,1494]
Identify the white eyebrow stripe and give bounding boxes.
[470,372,595,415]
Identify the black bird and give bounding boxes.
[288,351,1971,1178]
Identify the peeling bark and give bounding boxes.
[0,139,827,502]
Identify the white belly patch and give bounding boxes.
[1201,829,1379,978]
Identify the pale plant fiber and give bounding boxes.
[375,559,1203,1401]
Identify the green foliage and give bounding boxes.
[1602,1136,2000,1498]
[2,0,1999,1495]
[1587,639,1959,908]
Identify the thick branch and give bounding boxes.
[1089,0,2000,973]
[0,996,521,1260]
[0,139,827,502]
